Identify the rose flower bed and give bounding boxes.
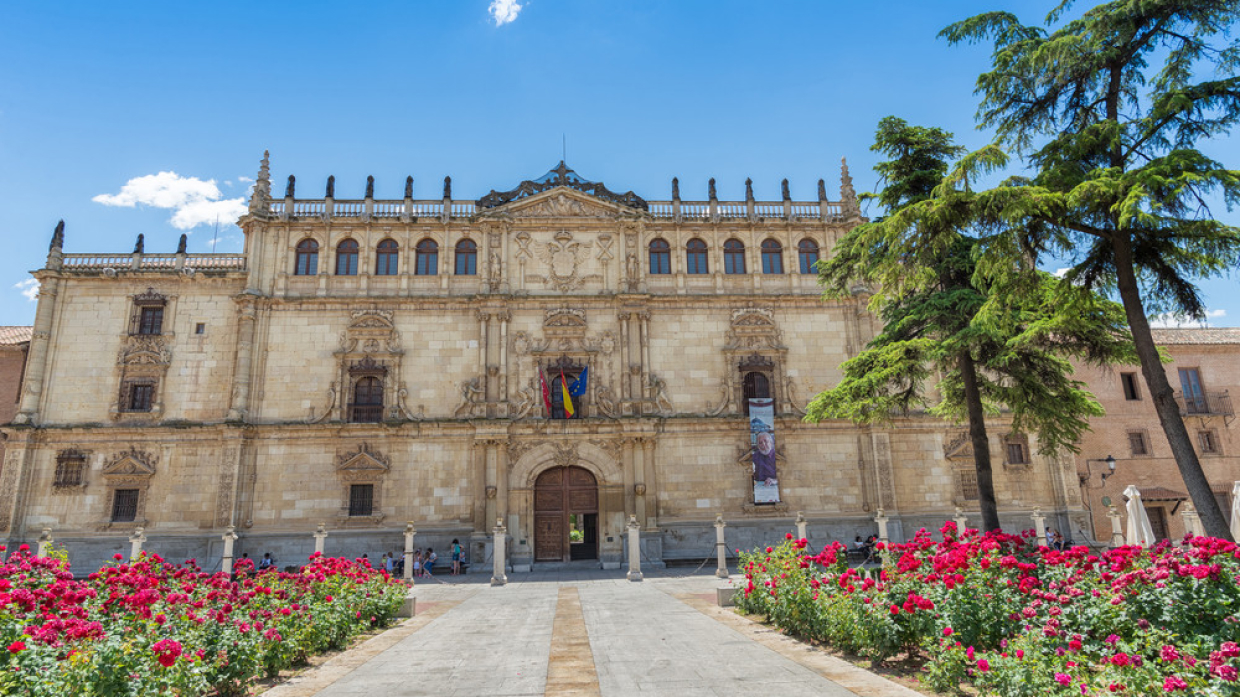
[0,547,404,696]
[736,525,1240,696]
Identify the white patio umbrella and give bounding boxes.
[1230,481,1240,541]
[1124,485,1156,548]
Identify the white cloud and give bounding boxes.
[1149,309,1227,328]
[1052,267,1071,279]
[489,0,523,25]
[93,171,247,230]
[14,278,38,302]
[237,176,253,183]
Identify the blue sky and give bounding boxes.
[1,1,1236,326]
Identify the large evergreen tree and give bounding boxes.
[942,0,1240,538]
[807,117,1135,533]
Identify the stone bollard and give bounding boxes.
[954,507,968,535]
[37,528,54,557]
[795,511,807,542]
[626,515,643,582]
[714,515,728,579]
[1106,506,1124,548]
[874,508,890,544]
[403,522,417,582]
[491,518,507,587]
[313,523,328,555]
[221,526,238,574]
[1182,505,1204,539]
[1031,507,1048,548]
[129,526,147,561]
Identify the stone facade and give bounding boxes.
[1073,328,1240,543]
[0,327,31,484]
[2,156,1088,572]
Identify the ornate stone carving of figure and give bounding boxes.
[443,176,452,199]
[453,377,485,416]
[781,178,791,201]
[745,178,754,201]
[648,374,674,415]
[177,234,187,254]
[671,177,680,200]
[594,384,618,418]
[365,175,375,198]
[708,177,717,200]
[511,378,538,419]
[285,175,296,198]
[624,253,640,291]
[326,175,335,198]
[405,176,413,198]
[133,234,144,254]
[817,178,827,202]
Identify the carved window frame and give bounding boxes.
[97,450,157,530]
[348,358,387,423]
[335,443,388,526]
[128,288,168,336]
[738,354,778,416]
[1003,433,1031,467]
[53,449,89,491]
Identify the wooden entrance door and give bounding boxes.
[534,466,598,562]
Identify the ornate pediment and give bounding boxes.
[338,309,402,355]
[476,161,647,212]
[944,431,973,460]
[724,306,784,351]
[337,443,389,475]
[503,190,624,219]
[102,449,157,477]
[119,335,171,366]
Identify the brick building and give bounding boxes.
[0,326,31,479]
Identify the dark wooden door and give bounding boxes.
[534,466,598,562]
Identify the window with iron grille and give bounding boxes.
[349,377,384,423]
[136,307,164,335]
[112,489,139,522]
[648,239,670,274]
[54,451,86,487]
[958,469,979,501]
[349,484,374,517]
[1128,430,1149,456]
[742,371,772,416]
[123,382,156,413]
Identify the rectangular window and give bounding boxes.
[127,383,154,412]
[112,489,139,522]
[1179,367,1206,413]
[54,453,86,487]
[1128,430,1148,456]
[1121,373,1140,400]
[137,307,164,335]
[349,484,374,517]
[195,322,205,335]
[1199,430,1219,454]
[1006,442,1029,465]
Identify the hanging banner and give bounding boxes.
[749,398,779,504]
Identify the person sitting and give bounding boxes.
[258,553,274,571]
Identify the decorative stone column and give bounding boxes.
[874,509,889,544]
[795,511,807,541]
[36,528,54,557]
[129,527,147,561]
[954,506,968,535]
[714,515,728,579]
[221,526,238,574]
[640,438,656,529]
[1182,505,1204,539]
[1031,507,1048,548]
[14,231,63,423]
[1106,506,1124,548]
[498,310,510,404]
[618,312,631,401]
[491,518,508,587]
[626,515,643,582]
[313,523,328,555]
[403,522,417,582]
[227,300,258,421]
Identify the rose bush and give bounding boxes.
[0,547,404,696]
[735,524,1240,696]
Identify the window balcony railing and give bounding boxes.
[1175,390,1233,417]
[348,404,384,423]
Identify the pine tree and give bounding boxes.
[808,117,1135,532]
[942,1,1240,538]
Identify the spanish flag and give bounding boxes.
[560,368,575,418]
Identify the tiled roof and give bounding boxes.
[0,326,32,346]
[1125,486,1188,502]
[1150,327,1240,345]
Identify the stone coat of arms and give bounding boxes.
[532,231,598,292]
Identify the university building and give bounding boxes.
[0,154,1168,572]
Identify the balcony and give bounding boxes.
[348,404,384,423]
[1176,390,1233,417]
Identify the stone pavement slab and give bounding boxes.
[271,569,921,697]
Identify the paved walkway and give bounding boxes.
[264,569,923,697]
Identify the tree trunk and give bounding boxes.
[959,350,1001,532]
[1112,235,1232,540]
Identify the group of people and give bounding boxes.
[377,539,466,577]
[851,535,879,564]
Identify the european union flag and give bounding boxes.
[568,366,589,397]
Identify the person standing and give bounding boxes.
[451,539,462,575]
[412,549,422,578]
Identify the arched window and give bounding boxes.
[455,239,477,275]
[761,239,784,274]
[295,239,319,276]
[375,238,399,275]
[336,238,359,276]
[686,238,708,274]
[415,239,439,275]
[798,238,820,274]
[648,238,670,274]
[350,377,384,423]
[724,239,746,274]
[742,371,771,416]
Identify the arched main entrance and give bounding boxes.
[534,466,598,562]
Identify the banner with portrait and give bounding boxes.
[749,398,779,504]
